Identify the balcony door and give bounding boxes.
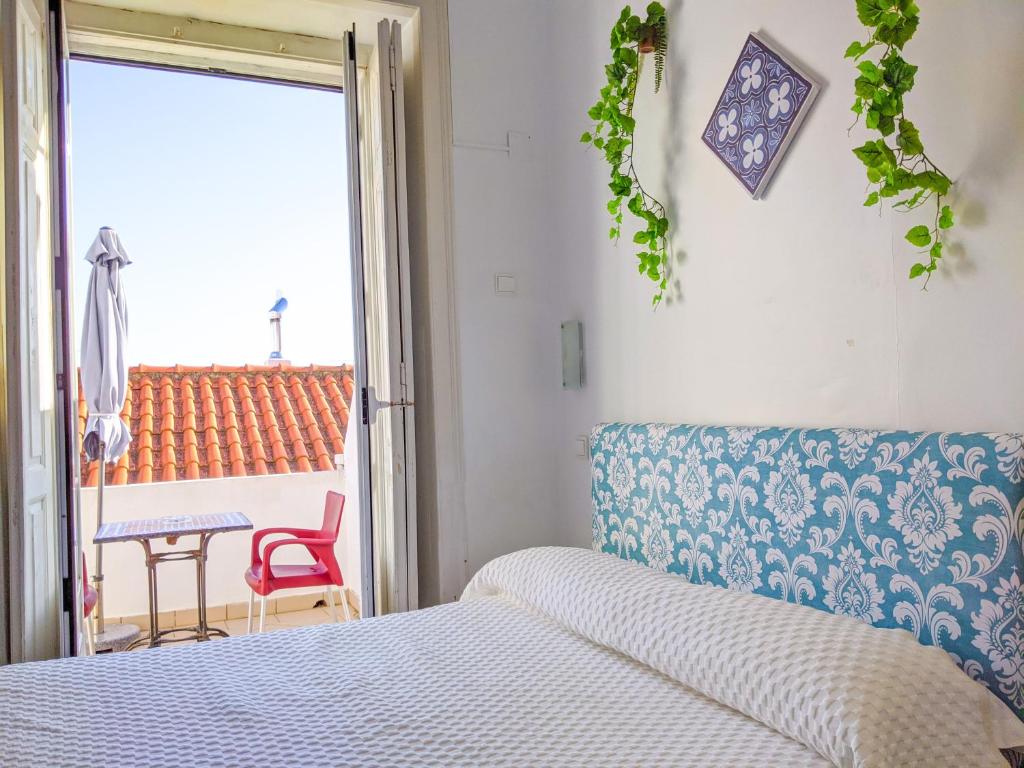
[343,21,417,616]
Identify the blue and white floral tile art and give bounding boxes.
[702,33,819,199]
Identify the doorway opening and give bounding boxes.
[4,0,435,665]
[69,58,364,649]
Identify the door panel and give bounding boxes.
[50,0,82,657]
[3,0,62,662]
[342,21,416,617]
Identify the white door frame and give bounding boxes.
[0,1,467,661]
[0,0,466,657]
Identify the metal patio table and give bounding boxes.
[94,512,253,650]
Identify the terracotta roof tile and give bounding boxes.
[79,364,355,486]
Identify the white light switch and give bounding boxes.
[575,436,590,458]
[495,273,517,295]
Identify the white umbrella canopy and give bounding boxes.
[80,226,136,646]
[80,227,132,463]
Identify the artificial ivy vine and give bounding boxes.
[847,0,954,283]
[581,3,670,306]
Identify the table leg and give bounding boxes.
[195,541,205,640]
[136,539,160,650]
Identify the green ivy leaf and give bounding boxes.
[857,60,883,83]
[853,141,885,168]
[894,188,926,209]
[938,205,954,229]
[881,54,917,92]
[617,47,638,67]
[930,240,943,260]
[864,191,880,206]
[914,170,951,195]
[854,77,877,100]
[856,0,889,26]
[876,114,896,137]
[909,262,927,279]
[633,231,649,244]
[845,40,874,59]
[906,225,932,247]
[878,16,918,47]
[896,119,923,156]
[580,131,592,144]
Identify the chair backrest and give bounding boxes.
[319,491,345,542]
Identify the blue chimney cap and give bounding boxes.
[269,297,288,313]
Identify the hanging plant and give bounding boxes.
[581,3,670,306]
[847,0,954,284]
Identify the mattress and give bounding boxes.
[1,547,1021,767]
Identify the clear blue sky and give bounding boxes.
[70,59,353,367]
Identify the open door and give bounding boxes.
[1,0,63,662]
[49,0,84,657]
[342,21,417,617]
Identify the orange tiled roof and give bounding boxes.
[78,364,355,486]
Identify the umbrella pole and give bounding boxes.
[94,440,106,634]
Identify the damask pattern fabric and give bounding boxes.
[467,547,1024,767]
[591,422,1024,722]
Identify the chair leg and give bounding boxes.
[325,588,339,623]
[85,615,96,655]
[340,587,352,622]
[259,595,267,633]
[246,590,255,635]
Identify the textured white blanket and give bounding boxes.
[1,547,1020,767]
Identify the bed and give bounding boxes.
[2,422,1024,767]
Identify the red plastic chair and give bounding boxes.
[244,491,350,632]
[83,555,98,654]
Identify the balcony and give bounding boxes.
[78,363,361,648]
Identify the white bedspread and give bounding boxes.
[1,547,1021,767]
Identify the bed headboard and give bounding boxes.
[590,423,1024,719]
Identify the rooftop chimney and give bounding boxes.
[267,294,290,365]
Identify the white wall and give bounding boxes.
[447,0,568,577]
[446,1,1024,570]
[81,469,360,618]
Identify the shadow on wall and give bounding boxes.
[950,25,1024,278]
[663,0,688,304]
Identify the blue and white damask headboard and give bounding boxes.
[590,423,1024,720]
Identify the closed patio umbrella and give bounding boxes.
[80,227,132,640]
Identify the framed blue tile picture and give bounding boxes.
[702,33,819,199]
